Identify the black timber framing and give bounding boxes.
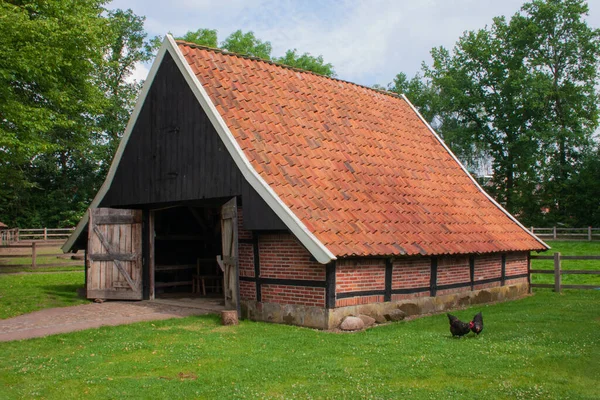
[253,235,261,302]
[326,262,336,309]
[501,254,507,286]
[384,258,393,302]
[336,273,529,300]
[142,209,150,300]
[469,255,475,291]
[430,257,438,297]
[100,51,286,231]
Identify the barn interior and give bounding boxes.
[153,205,224,300]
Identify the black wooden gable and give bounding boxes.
[101,52,285,231]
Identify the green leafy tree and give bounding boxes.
[221,30,272,60]
[514,0,600,222]
[0,1,154,227]
[392,0,600,223]
[180,28,218,48]
[275,49,336,77]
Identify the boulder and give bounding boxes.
[374,313,388,324]
[384,309,406,322]
[339,316,365,331]
[358,314,376,328]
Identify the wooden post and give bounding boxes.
[16,228,19,242]
[554,252,561,293]
[43,227,47,241]
[31,242,37,268]
[530,226,534,233]
[221,310,239,325]
[589,226,592,241]
[553,226,557,240]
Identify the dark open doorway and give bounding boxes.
[152,206,224,301]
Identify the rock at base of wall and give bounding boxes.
[358,314,376,328]
[339,316,365,331]
[384,309,406,322]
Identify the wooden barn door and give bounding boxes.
[220,198,240,313]
[87,208,143,300]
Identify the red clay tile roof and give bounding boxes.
[178,41,547,257]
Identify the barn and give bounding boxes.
[63,35,548,329]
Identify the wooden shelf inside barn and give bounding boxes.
[155,264,195,272]
[155,235,206,241]
[155,280,193,289]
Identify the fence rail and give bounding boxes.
[0,242,83,269]
[530,226,599,241]
[530,252,600,292]
[16,227,75,241]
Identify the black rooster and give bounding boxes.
[469,312,484,335]
[447,313,470,337]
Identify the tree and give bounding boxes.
[178,28,337,76]
[394,0,600,223]
[221,30,272,60]
[275,49,336,77]
[0,2,154,227]
[180,28,218,48]
[515,0,600,222]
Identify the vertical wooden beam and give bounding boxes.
[142,209,150,300]
[148,210,155,300]
[326,261,336,309]
[430,257,438,297]
[253,233,261,302]
[384,258,393,302]
[501,254,506,286]
[554,252,561,293]
[469,255,475,291]
[31,242,37,268]
[589,226,592,241]
[553,226,557,240]
[43,227,47,241]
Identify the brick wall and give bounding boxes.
[239,280,256,301]
[392,258,431,290]
[334,252,529,307]
[336,259,385,293]
[261,285,325,307]
[259,234,325,281]
[505,251,528,286]
[474,253,503,290]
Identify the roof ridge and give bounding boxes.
[175,39,403,101]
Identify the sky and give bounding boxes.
[108,0,600,88]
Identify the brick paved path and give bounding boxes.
[0,301,214,342]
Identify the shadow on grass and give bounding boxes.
[42,284,85,301]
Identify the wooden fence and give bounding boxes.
[0,242,83,269]
[530,226,599,241]
[15,227,75,241]
[530,252,600,292]
[1,228,19,245]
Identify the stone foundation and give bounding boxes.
[242,282,529,330]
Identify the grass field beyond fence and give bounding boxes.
[531,241,600,286]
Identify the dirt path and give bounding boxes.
[0,301,213,342]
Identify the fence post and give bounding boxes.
[553,226,557,240]
[589,226,592,241]
[530,226,534,233]
[31,242,37,268]
[554,252,561,293]
[16,228,19,242]
[44,227,47,241]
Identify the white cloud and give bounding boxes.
[109,0,600,86]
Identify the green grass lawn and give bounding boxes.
[531,241,600,286]
[0,290,598,399]
[0,272,87,319]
